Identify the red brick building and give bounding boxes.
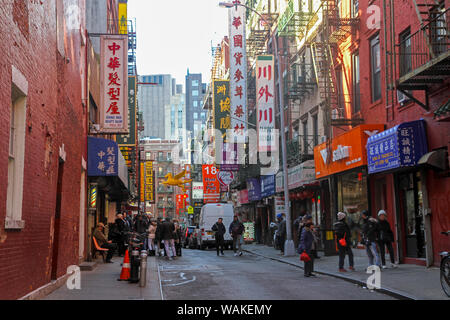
[0,1,87,299]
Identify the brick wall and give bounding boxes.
[0,0,87,299]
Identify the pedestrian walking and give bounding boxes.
[148,220,157,256]
[212,218,226,256]
[173,220,183,257]
[134,214,149,249]
[298,221,317,277]
[334,212,355,272]
[161,217,176,260]
[229,215,245,256]
[360,210,381,269]
[377,210,398,269]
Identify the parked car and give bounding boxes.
[196,203,234,250]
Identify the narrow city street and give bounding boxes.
[159,249,393,300]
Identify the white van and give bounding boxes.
[197,203,234,250]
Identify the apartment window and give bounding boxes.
[192,90,199,97]
[158,152,163,159]
[145,152,151,160]
[370,34,381,102]
[201,112,206,120]
[312,114,319,146]
[167,152,171,160]
[192,80,199,87]
[399,28,412,76]
[6,82,27,230]
[352,53,361,113]
[193,101,198,107]
[194,112,198,120]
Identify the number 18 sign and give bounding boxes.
[202,165,220,203]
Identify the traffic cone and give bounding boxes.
[117,250,131,281]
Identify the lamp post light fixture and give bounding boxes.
[219,1,295,256]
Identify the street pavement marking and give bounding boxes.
[159,264,222,271]
[162,272,197,287]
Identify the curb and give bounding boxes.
[19,273,71,300]
[243,249,418,300]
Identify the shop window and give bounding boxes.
[399,28,412,76]
[352,53,361,113]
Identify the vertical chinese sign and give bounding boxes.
[202,165,220,203]
[87,137,119,177]
[256,55,276,152]
[140,162,145,203]
[184,164,191,207]
[213,80,230,159]
[100,35,128,133]
[145,161,155,204]
[229,2,247,143]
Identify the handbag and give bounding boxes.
[300,251,311,262]
[338,233,347,247]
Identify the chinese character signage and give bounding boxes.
[184,164,191,206]
[229,2,247,143]
[256,55,276,152]
[202,165,220,203]
[140,162,145,201]
[88,137,119,177]
[100,35,128,133]
[243,222,255,242]
[116,76,137,145]
[367,120,428,174]
[261,175,275,198]
[192,182,204,200]
[213,80,230,139]
[247,178,261,202]
[145,161,155,203]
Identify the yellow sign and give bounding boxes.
[140,162,145,201]
[187,206,194,214]
[145,162,155,203]
[118,2,128,35]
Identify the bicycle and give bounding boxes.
[440,231,450,297]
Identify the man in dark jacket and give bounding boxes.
[298,222,316,277]
[361,210,381,268]
[212,218,226,256]
[377,210,397,268]
[161,218,176,260]
[229,215,245,256]
[114,213,128,256]
[334,212,355,272]
[93,223,117,263]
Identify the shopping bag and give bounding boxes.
[338,233,347,247]
[300,251,311,262]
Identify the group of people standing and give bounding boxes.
[211,215,246,257]
[93,212,185,263]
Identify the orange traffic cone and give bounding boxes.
[117,250,131,281]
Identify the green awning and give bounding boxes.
[434,99,450,121]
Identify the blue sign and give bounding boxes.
[367,120,428,174]
[88,137,119,177]
[261,175,275,198]
[247,178,262,202]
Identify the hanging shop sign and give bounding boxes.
[116,76,137,145]
[145,161,155,204]
[314,124,385,179]
[275,196,285,215]
[247,178,261,202]
[229,1,247,143]
[140,162,145,201]
[367,120,428,174]
[218,171,234,186]
[202,165,220,203]
[192,182,204,200]
[213,80,230,140]
[256,55,276,152]
[275,160,317,193]
[118,2,128,35]
[100,35,128,133]
[261,175,275,198]
[239,189,249,205]
[88,137,119,177]
[184,164,192,206]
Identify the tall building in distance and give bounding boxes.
[138,74,173,138]
[185,72,207,139]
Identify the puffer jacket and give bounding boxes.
[334,220,351,246]
[361,217,379,244]
[378,220,394,243]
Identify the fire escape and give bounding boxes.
[309,0,361,129]
[395,1,450,113]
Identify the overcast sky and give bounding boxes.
[128,0,229,87]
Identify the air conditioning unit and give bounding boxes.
[397,90,410,105]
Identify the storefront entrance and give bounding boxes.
[398,171,425,259]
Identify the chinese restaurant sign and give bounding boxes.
[100,35,128,133]
[247,178,261,202]
[261,175,275,198]
[88,137,119,177]
[116,76,137,145]
[145,161,155,203]
[256,55,276,152]
[184,164,191,206]
[229,2,247,143]
[213,80,230,140]
[367,120,428,174]
[202,165,220,203]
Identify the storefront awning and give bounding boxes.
[276,160,317,193]
[367,120,428,174]
[418,149,447,171]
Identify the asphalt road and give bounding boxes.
[159,248,395,300]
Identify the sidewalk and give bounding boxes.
[243,243,447,300]
[42,256,162,300]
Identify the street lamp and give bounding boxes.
[219,2,295,256]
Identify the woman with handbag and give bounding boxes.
[334,212,355,272]
[147,220,157,256]
[377,210,398,269]
[298,221,317,277]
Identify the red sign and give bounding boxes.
[202,165,220,203]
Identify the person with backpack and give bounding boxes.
[229,215,245,256]
[377,210,398,269]
[360,210,381,269]
[334,212,355,272]
[298,221,317,277]
[212,218,226,256]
